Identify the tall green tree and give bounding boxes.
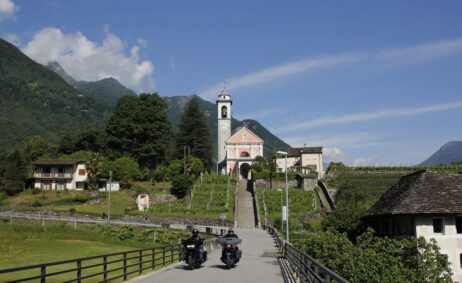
[58,130,106,154]
[0,150,27,195]
[86,152,103,190]
[176,96,212,169]
[106,93,171,168]
[22,135,57,162]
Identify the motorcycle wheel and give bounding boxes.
[226,255,232,269]
[187,256,195,270]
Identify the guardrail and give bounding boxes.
[264,226,350,283]
[0,244,182,283]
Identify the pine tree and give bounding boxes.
[176,96,212,169]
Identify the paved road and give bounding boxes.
[236,181,256,229]
[131,229,283,283]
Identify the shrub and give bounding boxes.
[170,174,193,198]
[31,200,42,207]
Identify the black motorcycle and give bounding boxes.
[218,237,242,269]
[182,238,207,270]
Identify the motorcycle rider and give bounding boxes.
[225,228,238,238]
[221,228,241,261]
[185,228,206,262]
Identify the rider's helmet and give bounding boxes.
[227,228,234,235]
[192,228,199,237]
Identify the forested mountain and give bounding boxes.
[164,95,291,156]
[421,141,462,165]
[0,38,110,149]
[0,37,290,156]
[47,62,136,106]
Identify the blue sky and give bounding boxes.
[1,0,462,165]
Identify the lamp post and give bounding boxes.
[277,151,289,243]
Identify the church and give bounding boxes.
[216,89,264,179]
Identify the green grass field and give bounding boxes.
[0,219,189,282]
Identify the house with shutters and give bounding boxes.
[32,159,89,190]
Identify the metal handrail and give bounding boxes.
[264,225,350,283]
[0,244,183,283]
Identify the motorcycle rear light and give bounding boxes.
[187,245,195,248]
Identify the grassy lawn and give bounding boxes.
[0,219,189,282]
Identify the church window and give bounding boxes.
[241,151,250,158]
[221,106,228,118]
[243,134,247,141]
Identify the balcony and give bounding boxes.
[34,173,73,179]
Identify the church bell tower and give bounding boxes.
[217,88,232,173]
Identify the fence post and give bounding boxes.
[138,250,143,275]
[103,256,107,282]
[40,265,46,283]
[171,245,174,263]
[162,246,166,267]
[152,248,155,270]
[76,260,82,283]
[123,253,127,281]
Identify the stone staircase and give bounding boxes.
[236,180,256,228]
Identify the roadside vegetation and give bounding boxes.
[0,218,190,282]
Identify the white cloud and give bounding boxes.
[276,101,462,133]
[282,132,376,149]
[198,38,462,100]
[0,0,19,21]
[199,53,362,100]
[323,147,343,161]
[22,27,154,92]
[351,158,379,167]
[3,33,20,45]
[169,55,176,70]
[137,38,148,48]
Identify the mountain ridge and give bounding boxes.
[421,141,462,165]
[0,38,110,149]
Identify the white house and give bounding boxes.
[363,170,462,283]
[275,147,324,179]
[33,159,89,190]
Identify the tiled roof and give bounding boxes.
[32,159,85,165]
[365,170,462,217]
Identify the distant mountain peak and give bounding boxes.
[46,61,76,85]
[421,141,462,165]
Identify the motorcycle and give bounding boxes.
[218,237,242,269]
[181,238,207,270]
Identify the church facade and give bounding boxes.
[217,89,264,179]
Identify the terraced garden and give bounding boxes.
[256,186,321,230]
[146,174,236,220]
